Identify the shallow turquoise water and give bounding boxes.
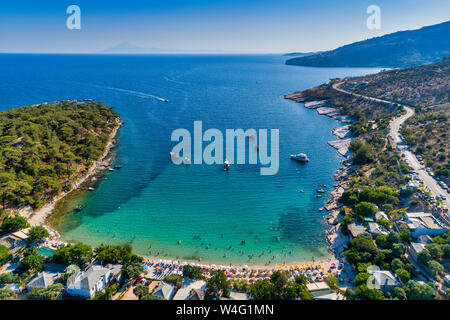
[0,54,379,264]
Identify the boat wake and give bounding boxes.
[82,82,168,102]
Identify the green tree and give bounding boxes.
[52,242,93,268]
[1,215,29,233]
[417,250,432,265]
[164,274,183,288]
[395,268,411,283]
[427,260,444,277]
[22,252,44,271]
[355,202,378,217]
[0,288,17,300]
[182,265,205,280]
[0,245,10,264]
[249,279,274,300]
[405,280,435,300]
[122,262,142,280]
[425,243,443,260]
[29,283,63,300]
[355,285,385,300]
[133,284,149,299]
[27,226,49,243]
[354,273,371,286]
[206,270,231,298]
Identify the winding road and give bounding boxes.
[332,81,450,211]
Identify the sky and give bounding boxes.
[0,0,449,53]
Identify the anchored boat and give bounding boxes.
[290,153,309,163]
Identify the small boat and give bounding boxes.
[290,153,309,163]
[88,187,95,191]
[224,160,230,171]
[75,205,83,212]
[319,207,324,212]
[317,189,326,193]
[319,184,327,188]
[114,165,123,169]
[108,168,114,172]
[163,99,168,103]
[315,195,322,198]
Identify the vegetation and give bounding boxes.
[1,215,29,233]
[183,265,205,280]
[0,101,119,209]
[21,247,44,271]
[95,244,142,264]
[52,242,93,268]
[206,270,231,298]
[29,283,63,300]
[164,274,183,288]
[0,245,10,264]
[27,226,49,243]
[0,288,17,300]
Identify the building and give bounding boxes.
[173,279,206,300]
[26,272,59,290]
[367,222,388,237]
[409,243,426,262]
[417,235,433,244]
[66,264,119,298]
[152,281,176,300]
[405,212,448,237]
[367,270,400,292]
[375,211,389,220]
[187,289,205,300]
[229,291,250,300]
[347,223,366,238]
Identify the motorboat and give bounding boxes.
[290,153,309,163]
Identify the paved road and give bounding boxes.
[332,81,450,210]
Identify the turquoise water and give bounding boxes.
[0,54,379,265]
[37,246,56,258]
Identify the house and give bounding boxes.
[405,212,448,237]
[376,211,389,220]
[417,235,433,244]
[444,275,450,287]
[66,265,116,298]
[347,223,366,238]
[152,281,176,300]
[367,222,388,237]
[187,289,205,300]
[409,243,426,262]
[229,291,250,300]
[367,270,399,292]
[173,279,206,300]
[26,272,59,290]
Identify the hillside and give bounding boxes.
[0,101,119,209]
[286,21,450,68]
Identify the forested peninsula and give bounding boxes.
[0,101,120,210]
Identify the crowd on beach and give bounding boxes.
[142,258,345,283]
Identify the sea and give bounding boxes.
[0,54,380,265]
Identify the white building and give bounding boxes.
[409,243,426,262]
[152,281,176,300]
[367,222,388,237]
[405,212,448,237]
[26,272,59,290]
[66,264,120,298]
[367,270,400,292]
[172,279,206,300]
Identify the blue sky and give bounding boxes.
[0,0,448,53]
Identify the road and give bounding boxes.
[332,81,450,210]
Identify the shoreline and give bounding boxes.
[16,118,123,231]
[284,91,357,265]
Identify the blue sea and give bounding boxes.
[0,54,379,265]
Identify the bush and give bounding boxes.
[1,216,29,233]
[427,260,444,277]
[355,202,378,217]
[395,268,411,283]
[28,226,49,243]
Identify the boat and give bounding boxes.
[163,99,168,103]
[290,153,309,163]
[108,168,114,172]
[319,207,324,212]
[114,165,123,169]
[319,184,327,187]
[75,205,83,212]
[315,195,322,198]
[224,160,230,171]
[88,187,95,191]
[317,189,326,193]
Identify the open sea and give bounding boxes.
[0,54,379,265]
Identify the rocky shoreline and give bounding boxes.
[284,91,357,262]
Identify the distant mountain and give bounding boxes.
[286,21,450,68]
[99,42,232,54]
